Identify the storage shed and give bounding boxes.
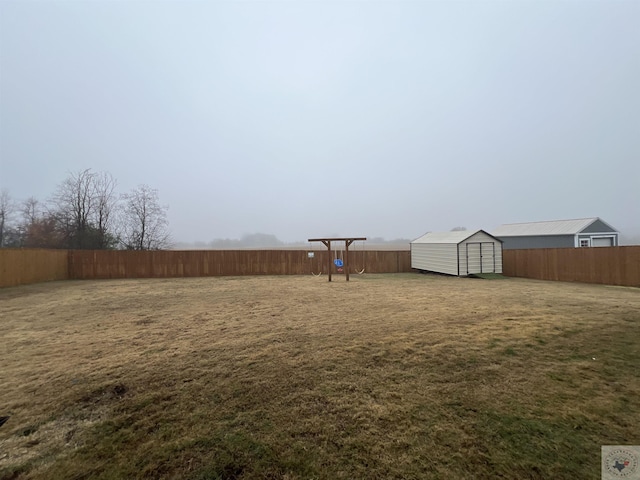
[411,230,503,276]
[493,217,619,250]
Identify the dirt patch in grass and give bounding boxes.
[1,274,639,479]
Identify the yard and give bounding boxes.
[1,274,639,479]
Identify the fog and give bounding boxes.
[1,1,639,244]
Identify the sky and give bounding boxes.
[1,0,639,243]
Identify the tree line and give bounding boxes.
[0,169,171,250]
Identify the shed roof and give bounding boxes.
[492,217,615,237]
[411,229,500,244]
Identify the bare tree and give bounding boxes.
[0,193,50,248]
[51,169,96,248]
[0,189,14,247]
[450,226,467,231]
[121,185,171,250]
[14,197,43,247]
[92,171,119,249]
[22,197,41,226]
[50,169,119,249]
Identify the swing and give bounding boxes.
[334,249,344,272]
[355,239,366,274]
[309,243,322,277]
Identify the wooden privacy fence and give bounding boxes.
[0,249,69,288]
[503,246,640,287]
[3,247,640,287]
[68,249,412,279]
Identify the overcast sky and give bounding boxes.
[1,1,639,243]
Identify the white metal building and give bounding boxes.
[411,230,503,276]
[492,217,619,250]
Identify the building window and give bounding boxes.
[580,239,590,247]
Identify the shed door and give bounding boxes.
[466,242,496,274]
[466,243,482,274]
[481,243,496,273]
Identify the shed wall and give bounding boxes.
[410,243,459,276]
[496,243,503,273]
[499,235,575,250]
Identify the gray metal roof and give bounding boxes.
[411,230,499,244]
[492,218,609,237]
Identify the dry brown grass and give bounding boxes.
[1,274,639,479]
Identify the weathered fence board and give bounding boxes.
[0,249,69,288]
[67,249,412,279]
[503,246,640,287]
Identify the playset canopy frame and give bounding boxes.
[307,237,367,282]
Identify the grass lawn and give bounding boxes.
[0,274,639,479]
